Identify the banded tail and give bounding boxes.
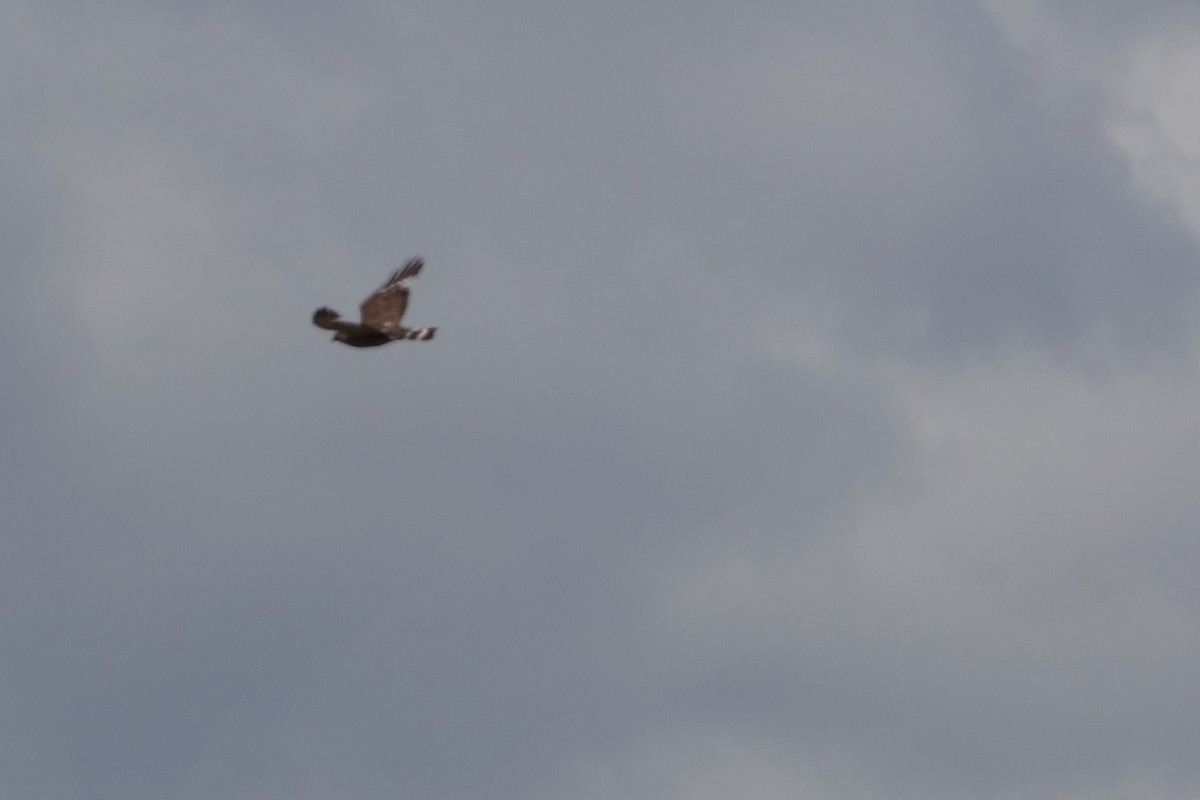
[399,327,436,341]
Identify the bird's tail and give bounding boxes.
[398,327,436,341]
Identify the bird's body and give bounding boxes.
[313,257,437,347]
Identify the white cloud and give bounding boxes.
[1110,35,1200,237]
[659,333,1200,792]
[989,2,1200,247]
[982,0,1131,90]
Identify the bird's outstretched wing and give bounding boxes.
[360,256,423,335]
[312,307,360,334]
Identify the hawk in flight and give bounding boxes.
[313,257,437,347]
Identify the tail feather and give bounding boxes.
[399,327,436,341]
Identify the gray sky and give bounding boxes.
[6,0,1200,797]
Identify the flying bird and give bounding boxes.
[313,257,437,347]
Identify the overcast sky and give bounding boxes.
[6,1,1200,798]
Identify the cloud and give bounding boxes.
[6,1,1200,798]
[1111,32,1200,234]
[548,728,888,800]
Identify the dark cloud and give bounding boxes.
[5,1,1200,798]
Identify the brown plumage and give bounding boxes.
[313,257,437,347]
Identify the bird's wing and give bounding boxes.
[360,257,423,334]
[312,307,362,334]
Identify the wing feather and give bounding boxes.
[312,307,361,333]
[360,257,423,334]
